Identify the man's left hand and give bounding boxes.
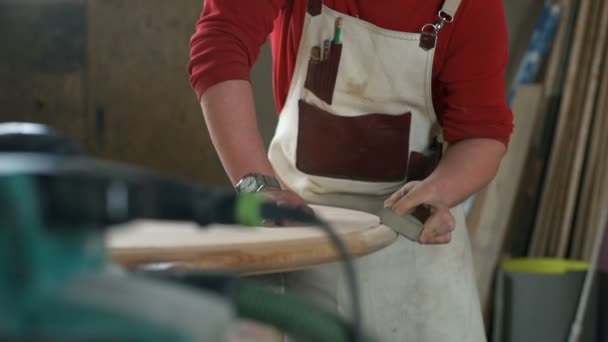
[384,181,455,244]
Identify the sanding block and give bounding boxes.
[377,205,431,242]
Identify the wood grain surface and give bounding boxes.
[107,205,398,275]
[470,84,544,315]
[554,0,608,257]
[575,35,608,260]
[507,0,579,258]
[530,0,592,256]
[556,0,608,258]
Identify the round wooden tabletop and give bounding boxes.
[106,205,398,275]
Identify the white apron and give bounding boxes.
[268,0,486,340]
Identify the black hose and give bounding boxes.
[260,204,363,342]
[236,280,367,342]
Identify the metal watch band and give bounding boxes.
[235,173,281,193]
[260,175,281,190]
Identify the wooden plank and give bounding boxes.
[482,1,561,250]
[107,205,398,275]
[543,0,576,96]
[578,51,608,259]
[529,0,592,257]
[584,40,608,260]
[568,2,608,259]
[506,0,581,258]
[571,145,596,258]
[535,0,581,257]
[581,122,608,259]
[590,135,608,259]
[555,0,608,257]
[540,0,591,255]
[471,84,544,313]
[582,147,607,259]
[548,0,601,256]
[547,0,600,257]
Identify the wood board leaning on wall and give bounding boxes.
[467,0,608,323]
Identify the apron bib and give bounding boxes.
[269,0,486,340]
[269,4,441,207]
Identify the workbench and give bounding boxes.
[107,205,397,275]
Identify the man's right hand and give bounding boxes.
[259,188,315,226]
[199,81,314,225]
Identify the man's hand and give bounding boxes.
[384,180,455,244]
[383,139,507,244]
[259,188,315,226]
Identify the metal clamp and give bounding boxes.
[419,10,455,51]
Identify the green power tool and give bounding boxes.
[0,123,369,342]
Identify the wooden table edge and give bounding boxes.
[109,224,398,276]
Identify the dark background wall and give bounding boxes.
[0,0,534,187]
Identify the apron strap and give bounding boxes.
[440,0,463,20]
[420,0,462,50]
[426,0,464,147]
[307,0,322,16]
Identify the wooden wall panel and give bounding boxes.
[0,0,279,187]
[86,0,228,186]
[0,0,87,142]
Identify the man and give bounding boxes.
[189,0,513,340]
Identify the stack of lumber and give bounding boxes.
[468,84,544,315]
[469,0,608,317]
[528,0,608,260]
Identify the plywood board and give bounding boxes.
[544,0,577,97]
[571,145,596,258]
[507,0,580,258]
[582,149,608,260]
[508,0,579,257]
[557,0,608,257]
[576,45,608,259]
[107,205,398,275]
[471,84,544,310]
[548,0,600,257]
[530,0,592,257]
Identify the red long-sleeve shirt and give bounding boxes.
[188,0,513,146]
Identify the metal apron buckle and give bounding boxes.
[419,10,455,51]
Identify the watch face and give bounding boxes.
[239,176,260,193]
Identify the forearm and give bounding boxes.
[425,138,506,207]
[200,80,275,185]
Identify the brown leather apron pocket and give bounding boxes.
[407,139,443,182]
[296,100,411,182]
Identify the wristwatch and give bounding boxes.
[235,173,281,193]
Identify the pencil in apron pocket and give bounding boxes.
[322,42,342,104]
[319,39,331,103]
[320,17,343,104]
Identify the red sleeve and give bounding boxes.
[436,0,514,147]
[188,0,285,99]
